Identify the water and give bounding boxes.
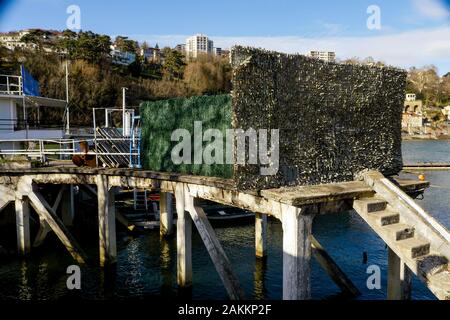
[0,140,449,300]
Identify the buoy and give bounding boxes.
[418,174,426,181]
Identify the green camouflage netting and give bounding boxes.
[140,94,233,178]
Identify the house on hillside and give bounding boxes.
[402,94,423,132]
[110,44,136,66]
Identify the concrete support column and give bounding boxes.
[175,183,192,287]
[387,248,412,300]
[15,196,31,255]
[97,175,117,266]
[61,185,75,226]
[282,205,315,300]
[255,213,267,258]
[160,192,174,236]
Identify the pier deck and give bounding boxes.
[0,166,448,300]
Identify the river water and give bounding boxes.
[0,140,449,300]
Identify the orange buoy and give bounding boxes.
[418,174,426,181]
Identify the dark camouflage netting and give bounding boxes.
[140,46,406,190]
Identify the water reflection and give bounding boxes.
[253,258,267,300]
[18,260,32,300]
[159,237,172,295]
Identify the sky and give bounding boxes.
[0,0,449,74]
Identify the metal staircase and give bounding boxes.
[353,171,450,300]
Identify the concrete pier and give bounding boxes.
[175,183,192,287]
[255,212,267,258]
[97,174,117,266]
[160,192,174,237]
[387,248,412,300]
[0,167,443,300]
[15,195,30,255]
[282,205,315,300]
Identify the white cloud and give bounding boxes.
[412,0,450,19]
[129,26,450,73]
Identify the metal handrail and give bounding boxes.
[0,74,22,95]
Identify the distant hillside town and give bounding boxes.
[0,29,227,66]
[0,28,448,133]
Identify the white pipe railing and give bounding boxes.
[0,138,139,159]
[0,74,22,95]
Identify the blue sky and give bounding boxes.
[0,0,449,74]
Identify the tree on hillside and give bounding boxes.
[183,54,231,95]
[114,36,138,53]
[162,48,185,80]
[408,66,440,105]
[141,41,149,51]
[74,31,111,64]
[56,29,78,56]
[20,29,48,49]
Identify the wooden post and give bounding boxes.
[282,204,315,300]
[97,175,117,266]
[387,248,412,300]
[186,193,245,300]
[61,185,75,226]
[160,192,174,236]
[255,213,268,258]
[28,188,86,264]
[175,183,192,287]
[15,196,30,255]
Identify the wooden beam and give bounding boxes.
[160,192,174,236]
[175,183,192,287]
[387,248,412,300]
[282,204,316,300]
[27,188,86,264]
[97,175,117,266]
[0,185,14,212]
[255,213,267,258]
[15,195,30,255]
[33,185,65,247]
[311,235,360,297]
[186,193,245,300]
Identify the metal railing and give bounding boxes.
[0,74,22,95]
[0,138,140,164]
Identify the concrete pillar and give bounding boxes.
[97,175,117,266]
[255,213,267,258]
[175,183,192,287]
[61,185,75,226]
[387,248,412,300]
[160,192,174,236]
[15,196,31,255]
[282,205,315,300]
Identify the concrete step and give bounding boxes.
[353,197,388,214]
[398,238,431,259]
[370,210,400,226]
[382,223,415,241]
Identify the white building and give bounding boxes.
[0,30,36,51]
[110,45,136,65]
[213,47,222,56]
[0,73,67,153]
[406,93,417,102]
[139,46,161,63]
[185,34,214,58]
[307,51,336,63]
